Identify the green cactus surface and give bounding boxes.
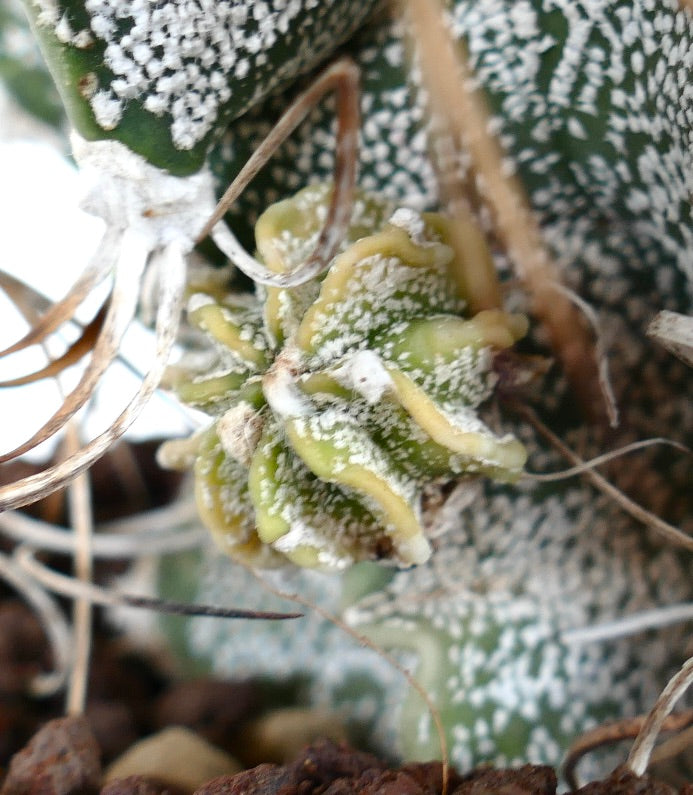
[0,0,65,127]
[211,2,693,305]
[166,184,527,570]
[19,0,379,174]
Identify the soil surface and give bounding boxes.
[0,443,690,794]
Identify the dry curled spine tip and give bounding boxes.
[17,545,302,619]
[563,709,693,790]
[0,238,187,511]
[243,563,450,794]
[513,402,693,552]
[202,57,360,288]
[0,550,72,698]
[0,302,108,391]
[626,657,693,778]
[0,229,116,358]
[523,438,690,483]
[0,229,150,464]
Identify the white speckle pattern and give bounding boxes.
[171,2,693,774]
[329,350,394,404]
[30,0,378,152]
[15,0,690,775]
[212,1,693,307]
[176,186,525,570]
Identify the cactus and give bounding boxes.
[164,184,527,570]
[1,0,65,127]
[18,0,379,173]
[210,2,693,302]
[2,0,692,782]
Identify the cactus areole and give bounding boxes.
[164,185,527,571]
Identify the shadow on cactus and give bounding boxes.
[162,183,527,571]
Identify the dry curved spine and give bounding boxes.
[0,303,108,389]
[563,709,693,790]
[0,550,72,698]
[404,0,615,426]
[243,562,451,795]
[562,602,693,646]
[627,657,693,777]
[0,229,149,463]
[64,422,94,716]
[0,227,117,358]
[648,310,693,368]
[0,57,361,509]
[648,723,693,767]
[0,503,204,558]
[514,402,693,552]
[523,437,690,483]
[14,545,301,621]
[0,238,187,511]
[204,56,360,288]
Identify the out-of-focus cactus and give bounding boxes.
[164,184,527,570]
[0,0,64,127]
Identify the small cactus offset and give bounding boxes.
[165,184,527,570]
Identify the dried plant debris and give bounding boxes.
[648,312,693,369]
[162,184,526,570]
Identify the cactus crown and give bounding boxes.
[164,184,527,571]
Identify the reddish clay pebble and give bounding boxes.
[193,764,290,795]
[453,763,557,794]
[1,715,101,795]
[322,769,427,794]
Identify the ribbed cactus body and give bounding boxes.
[211,2,693,302]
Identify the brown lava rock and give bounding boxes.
[1,715,101,795]
[193,739,388,794]
[191,739,559,795]
[573,766,681,794]
[454,764,557,794]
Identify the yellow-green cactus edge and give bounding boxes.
[164,184,527,571]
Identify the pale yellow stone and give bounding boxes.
[104,726,241,793]
[239,707,347,767]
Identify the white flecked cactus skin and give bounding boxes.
[165,184,528,571]
[7,0,693,779]
[164,0,693,776]
[20,0,380,172]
